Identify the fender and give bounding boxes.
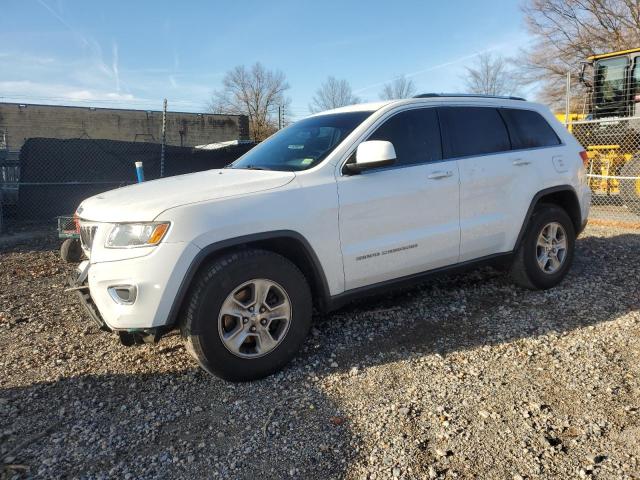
[513,184,581,250]
[165,230,332,326]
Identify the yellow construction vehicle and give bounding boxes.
[569,47,640,215]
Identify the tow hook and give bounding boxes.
[118,329,162,347]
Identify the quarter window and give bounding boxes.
[367,108,442,166]
[500,108,561,149]
[439,107,510,158]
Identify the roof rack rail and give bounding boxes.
[413,93,526,101]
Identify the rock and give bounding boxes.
[330,416,346,426]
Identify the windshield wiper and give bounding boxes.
[242,165,269,171]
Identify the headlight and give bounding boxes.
[105,222,170,248]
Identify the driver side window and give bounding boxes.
[367,108,442,166]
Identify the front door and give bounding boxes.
[336,107,461,290]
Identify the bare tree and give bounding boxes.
[209,62,290,141]
[379,76,416,100]
[309,77,360,113]
[463,53,520,96]
[521,0,640,109]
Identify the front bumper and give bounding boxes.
[68,261,111,332]
[69,242,200,331]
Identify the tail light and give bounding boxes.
[579,150,589,168]
[73,213,81,234]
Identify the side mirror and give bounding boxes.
[345,140,397,174]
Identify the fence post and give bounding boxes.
[135,161,145,183]
[0,188,4,235]
[160,98,167,178]
[565,71,571,128]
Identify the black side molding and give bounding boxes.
[326,252,513,312]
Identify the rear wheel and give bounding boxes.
[619,155,640,216]
[510,205,575,290]
[180,249,312,381]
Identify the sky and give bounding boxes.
[0,0,533,119]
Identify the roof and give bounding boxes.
[413,93,526,101]
[311,94,536,117]
[588,47,640,61]
[311,101,392,116]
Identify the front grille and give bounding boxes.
[79,224,98,252]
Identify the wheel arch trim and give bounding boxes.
[514,184,582,250]
[166,230,332,327]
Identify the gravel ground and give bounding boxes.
[1,224,639,479]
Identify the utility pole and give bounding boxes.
[564,71,571,128]
[161,98,167,177]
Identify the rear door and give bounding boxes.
[439,106,518,261]
[499,106,564,237]
[442,106,564,262]
[337,107,460,290]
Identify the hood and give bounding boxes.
[77,168,296,222]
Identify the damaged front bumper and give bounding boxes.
[67,260,111,332]
[67,260,166,345]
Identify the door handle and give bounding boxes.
[427,170,453,179]
[512,159,531,166]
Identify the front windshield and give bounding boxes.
[231,111,373,171]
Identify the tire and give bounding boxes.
[619,155,640,216]
[510,204,575,290]
[60,238,83,263]
[180,249,312,381]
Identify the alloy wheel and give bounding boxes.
[217,279,292,358]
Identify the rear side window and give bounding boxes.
[500,108,561,149]
[439,107,510,158]
[367,108,442,166]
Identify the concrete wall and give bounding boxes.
[0,102,249,151]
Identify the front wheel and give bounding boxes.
[510,205,576,290]
[180,249,312,381]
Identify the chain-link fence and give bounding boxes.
[0,102,253,232]
[568,117,640,227]
[564,55,640,228]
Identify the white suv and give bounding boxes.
[71,94,591,381]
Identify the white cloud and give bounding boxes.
[353,44,508,95]
[112,42,120,93]
[0,4,219,112]
[0,80,137,105]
